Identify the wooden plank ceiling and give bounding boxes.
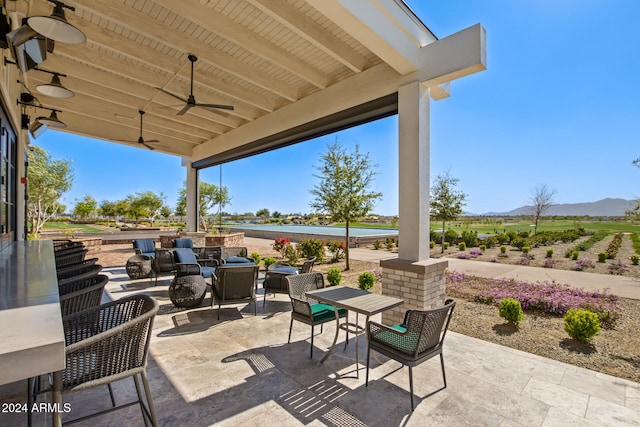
[7,0,431,162]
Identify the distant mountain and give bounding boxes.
[481,198,635,217]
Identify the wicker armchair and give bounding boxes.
[172,238,193,249]
[366,298,456,411]
[51,294,159,426]
[57,262,102,285]
[58,274,109,318]
[173,248,217,279]
[211,264,259,320]
[286,273,347,358]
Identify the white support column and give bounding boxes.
[184,160,199,232]
[397,80,430,262]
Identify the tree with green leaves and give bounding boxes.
[98,200,118,226]
[256,208,270,219]
[529,184,556,235]
[310,141,382,270]
[175,180,230,231]
[27,146,74,236]
[73,194,97,219]
[125,191,165,225]
[430,171,467,253]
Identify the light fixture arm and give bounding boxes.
[33,66,67,78]
[17,100,61,113]
[47,0,76,13]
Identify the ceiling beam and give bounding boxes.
[71,1,300,101]
[153,0,330,88]
[247,0,367,72]
[307,0,436,75]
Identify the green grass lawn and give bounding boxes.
[44,222,104,233]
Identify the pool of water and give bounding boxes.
[229,224,398,237]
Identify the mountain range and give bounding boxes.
[474,198,636,217]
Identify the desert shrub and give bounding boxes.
[250,252,261,265]
[285,245,298,264]
[444,242,450,250]
[327,268,342,286]
[483,236,497,248]
[510,237,529,250]
[489,256,499,263]
[500,245,507,254]
[522,246,530,256]
[479,245,487,251]
[519,256,531,265]
[499,298,524,326]
[373,240,382,250]
[496,233,511,245]
[430,241,435,249]
[630,255,640,266]
[384,237,395,250]
[543,258,555,268]
[263,257,277,269]
[297,238,325,263]
[631,233,640,253]
[326,240,346,262]
[564,309,600,342]
[518,231,530,238]
[598,252,607,263]
[444,229,459,244]
[461,230,478,248]
[458,242,466,251]
[565,230,609,257]
[358,272,375,291]
[273,237,291,258]
[606,233,623,259]
[608,259,629,275]
[546,248,554,258]
[506,231,518,242]
[571,251,579,260]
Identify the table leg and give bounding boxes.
[319,304,342,364]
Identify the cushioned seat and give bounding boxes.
[133,239,156,258]
[173,238,194,249]
[224,256,253,264]
[173,248,216,278]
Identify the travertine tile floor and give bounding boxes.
[1,267,639,427]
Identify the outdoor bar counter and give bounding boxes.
[0,240,65,385]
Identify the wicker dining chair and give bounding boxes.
[366,298,456,411]
[56,262,102,285]
[54,249,88,269]
[51,294,159,426]
[211,264,259,320]
[286,272,347,358]
[58,274,109,318]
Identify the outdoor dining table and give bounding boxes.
[305,285,403,377]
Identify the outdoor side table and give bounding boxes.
[169,274,207,308]
[126,254,153,279]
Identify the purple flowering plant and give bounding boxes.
[446,271,620,328]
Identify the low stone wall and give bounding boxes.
[206,232,244,247]
[229,228,394,248]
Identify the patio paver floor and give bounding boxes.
[1,266,639,426]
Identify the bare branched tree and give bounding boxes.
[529,184,556,234]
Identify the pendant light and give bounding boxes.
[27,0,86,45]
[37,110,67,128]
[36,73,74,98]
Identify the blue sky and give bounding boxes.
[33,0,640,216]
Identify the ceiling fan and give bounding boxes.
[156,54,234,116]
[116,110,159,150]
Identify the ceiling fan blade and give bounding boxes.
[145,139,160,143]
[197,103,234,111]
[114,139,136,143]
[177,104,193,116]
[141,141,155,150]
[156,87,188,104]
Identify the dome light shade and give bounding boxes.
[37,111,66,128]
[36,74,74,98]
[27,2,86,45]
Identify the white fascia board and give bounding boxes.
[417,23,487,88]
[307,0,436,75]
[191,63,403,161]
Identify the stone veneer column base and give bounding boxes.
[379,257,449,326]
